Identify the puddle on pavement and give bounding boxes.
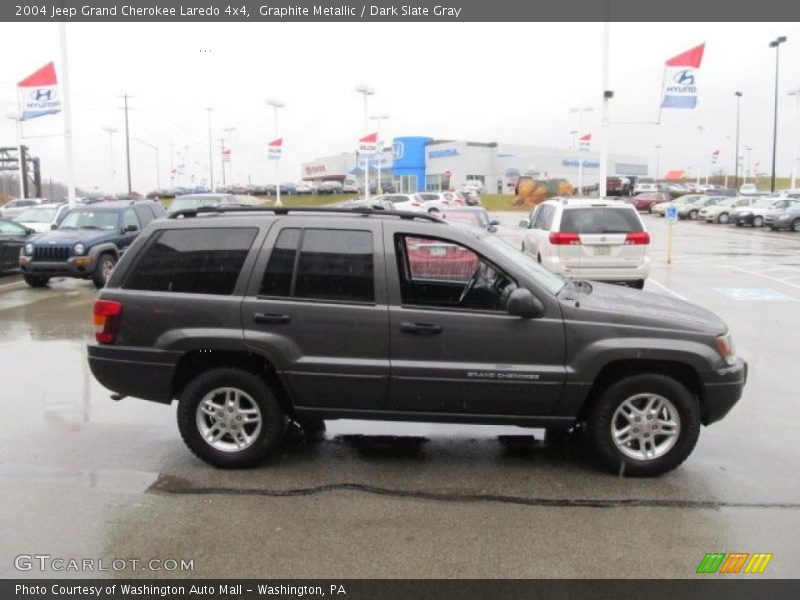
[0,465,159,494]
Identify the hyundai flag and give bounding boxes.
[359,132,378,155]
[579,133,591,152]
[661,44,705,109]
[18,62,62,121]
[268,138,282,160]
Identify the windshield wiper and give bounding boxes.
[79,225,102,229]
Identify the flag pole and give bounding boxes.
[59,23,76,207]
[14,94,25,198]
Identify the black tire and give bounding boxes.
[792,219,800,233]
[177,368,287,468]
[753,216,764,227]
[23,274,50,288]
[689,210,698,220]
[630,279,645,290]
[92,253,117,288]
[735,222,743,227]
[428,208,440,215]
[587,373,700,477]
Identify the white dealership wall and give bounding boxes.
[301,138,648,194]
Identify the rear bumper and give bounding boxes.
[544,255,651,282]
[701,358,747,425]
[87,344,181,404]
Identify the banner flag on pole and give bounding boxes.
[359,132,378,155]
[661,43,705,109]
[221,148,231,163]
[268,138,282,160]
[579,133,592,152]
[711,149,720,164]
[17,62,62,120]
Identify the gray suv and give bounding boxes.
[87,207,746,476]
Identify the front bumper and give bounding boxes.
[766,218,793,230]
[701,357,747,425]
[19,255,97,278]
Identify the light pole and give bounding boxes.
[734,91,742,190]
[769,36,787,193]
[266,98,284,205]
[696,126,705,186]
[745,146,753,183]
[654,145,662,181]
[224,126,236,186]
[102,126,117,191]
[206,108,214,192]
[788,88,800,189]
[569,107,593,196]
[370,114,389,194]
[133,138,160,191]
[355,84,375,195]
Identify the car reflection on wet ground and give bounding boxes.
[0,214,799,578]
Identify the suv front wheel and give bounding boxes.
[587,373,700,476]
[177,368,287,468]
[92,253,117,288]
[23,274,50,288]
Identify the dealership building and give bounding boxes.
[300,136,649,194]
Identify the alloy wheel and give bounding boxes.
[195,387,263,452]
[610,393,681,461]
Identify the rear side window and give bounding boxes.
[560,208,643,233]
[260,228,374,303]
[125,228,257,295]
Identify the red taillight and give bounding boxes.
[624,232,650,245]
[411,202,422,207]
[93,299,123,344]
[549,232,582,245]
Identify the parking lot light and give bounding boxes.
[788,89,800,190]
[769,36,787,193]
[734,92,743,190]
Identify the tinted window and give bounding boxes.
[135,205,154,226]
[560,208,643,233]
[294,230,374,302]
[125,228,257,295]
[541,205,555,229]
[260,228,300,297]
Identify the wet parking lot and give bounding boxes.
[1,213,799,579]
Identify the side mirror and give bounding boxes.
[489,219,501,227]
[51,224,58,230]
[518,218,531,229]
[25,227,36,235]
[124,224,139,232]
[507,288,545,319]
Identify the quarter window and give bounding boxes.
[125,228,257,295]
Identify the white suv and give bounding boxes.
[518,198,651,288]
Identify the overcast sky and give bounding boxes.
[1,21,799,193]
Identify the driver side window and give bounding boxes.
[395,234,516,312]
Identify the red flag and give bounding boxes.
[665,44,705,68]
[712,149,720,156]
[579,133,592,142]
[359,132,378,144]
[18,62,58,87]
[268,138,282,147]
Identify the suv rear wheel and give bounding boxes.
[177,368,286,468]
[23,274,50,288]
[92,253,117,288]
[587,373,700,476]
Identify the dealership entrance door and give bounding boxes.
[395,175,417,193]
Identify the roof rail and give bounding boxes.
[168,205,445,223]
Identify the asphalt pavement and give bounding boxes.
[1,212,799,578]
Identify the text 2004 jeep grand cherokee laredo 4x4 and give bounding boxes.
[87,206,746,476]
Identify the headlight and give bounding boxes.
[715,333,737,366]
[24,243,34,255]
[74,243,86,255]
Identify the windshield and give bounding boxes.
[16,207,57,222]
[483,234,565,294]
[59,210,118,230]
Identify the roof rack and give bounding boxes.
[168,205,445,223]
